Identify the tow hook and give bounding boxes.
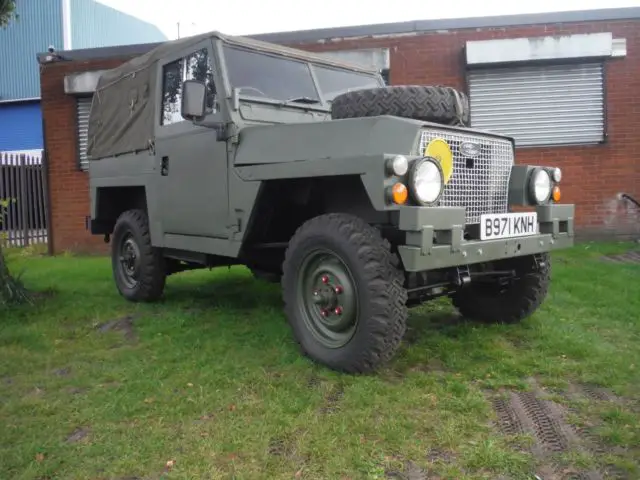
[455,266,471,287]
[533,253,546,270]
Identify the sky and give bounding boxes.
[98,0,640,39]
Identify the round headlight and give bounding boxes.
[409,158,444,205]
[552,167,562,183]
[388,155,409,176]
[530,168,552,204]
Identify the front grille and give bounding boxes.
[418,129,514,224]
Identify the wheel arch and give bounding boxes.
[92,186,149,236]
[242,174,390,244]
[239,174,392,273]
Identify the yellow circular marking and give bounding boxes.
[425,138,453,184]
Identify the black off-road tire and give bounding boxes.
[331,85,470,126]
[451,254,551,324]
[281,213,408,373]
[111,209,166,302]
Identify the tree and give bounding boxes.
[0,0,17,28]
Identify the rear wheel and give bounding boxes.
[451,254,551,324]
[282,213,408,373]
[112,209,166,302]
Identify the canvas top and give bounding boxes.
[86,31,377,160]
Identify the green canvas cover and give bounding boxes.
[86,32,214,160]
[86,32,377,160]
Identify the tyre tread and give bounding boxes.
[331,85,470,126]
[451,255,551,324]
[282,213,408,373]
[112,209,165,302]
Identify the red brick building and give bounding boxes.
[38,7,640,254]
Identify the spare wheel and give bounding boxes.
[330,85,470,126]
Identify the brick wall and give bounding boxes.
[40,19,640,253]
[40,57,128,254]
[289,20,640,238]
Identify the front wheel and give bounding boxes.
[451,254,551,324]
[281,213,408,373]
[111,209,166,302]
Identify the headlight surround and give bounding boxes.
[529,168,552,204]
[408,157,444,205]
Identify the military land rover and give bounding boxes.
[86,31,575,373]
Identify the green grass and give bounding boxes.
[1,242,639,479]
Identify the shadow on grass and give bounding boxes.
[164,272,471,340]
[162,272,284,313]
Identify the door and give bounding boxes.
[155,42,229,239]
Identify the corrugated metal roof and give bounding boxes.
[0,0,167,102]
[0,0,63,101]
[70,0,167,49]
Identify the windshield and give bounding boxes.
[223,45,383,106]
[223,46,320,103]
[313,65,383,101]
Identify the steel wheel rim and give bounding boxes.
[296,247,359,349]
[117,233,141,289]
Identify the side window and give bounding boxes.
[160,47,217,125]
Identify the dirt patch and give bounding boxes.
[385,460,428,479]
[306,374,321,389]
[415,358,450,375]
[573,384,622,404]
[491,394,527,436]
[601,250,640,265]
[319,384,344,414]
[193,412,215,425]
[487,382,608,480]
[96,314,139,342]
[267,436,293,457]
[266,431,308,467]
[66,427,90,443]
[66,386,87,396]
[515,391,577,454]
[381,368,405,384]
[425,447,456,465]
[52,367,71,377]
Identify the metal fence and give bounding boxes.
[0,151,49,248]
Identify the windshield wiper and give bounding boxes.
[278,96,322,107]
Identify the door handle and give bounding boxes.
[161,156,169,176]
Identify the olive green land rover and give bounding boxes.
[87,31,574,373]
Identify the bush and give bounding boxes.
[0,198,31,306]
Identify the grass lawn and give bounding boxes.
[1,242,639,480]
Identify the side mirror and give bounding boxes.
[181,80,206,121]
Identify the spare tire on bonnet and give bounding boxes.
[330,85,470,126]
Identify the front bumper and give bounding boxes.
[397,204,575,272]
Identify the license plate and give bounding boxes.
[480,212,538,240]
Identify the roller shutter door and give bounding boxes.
[468,62,604,147]
[76,96,92,171]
